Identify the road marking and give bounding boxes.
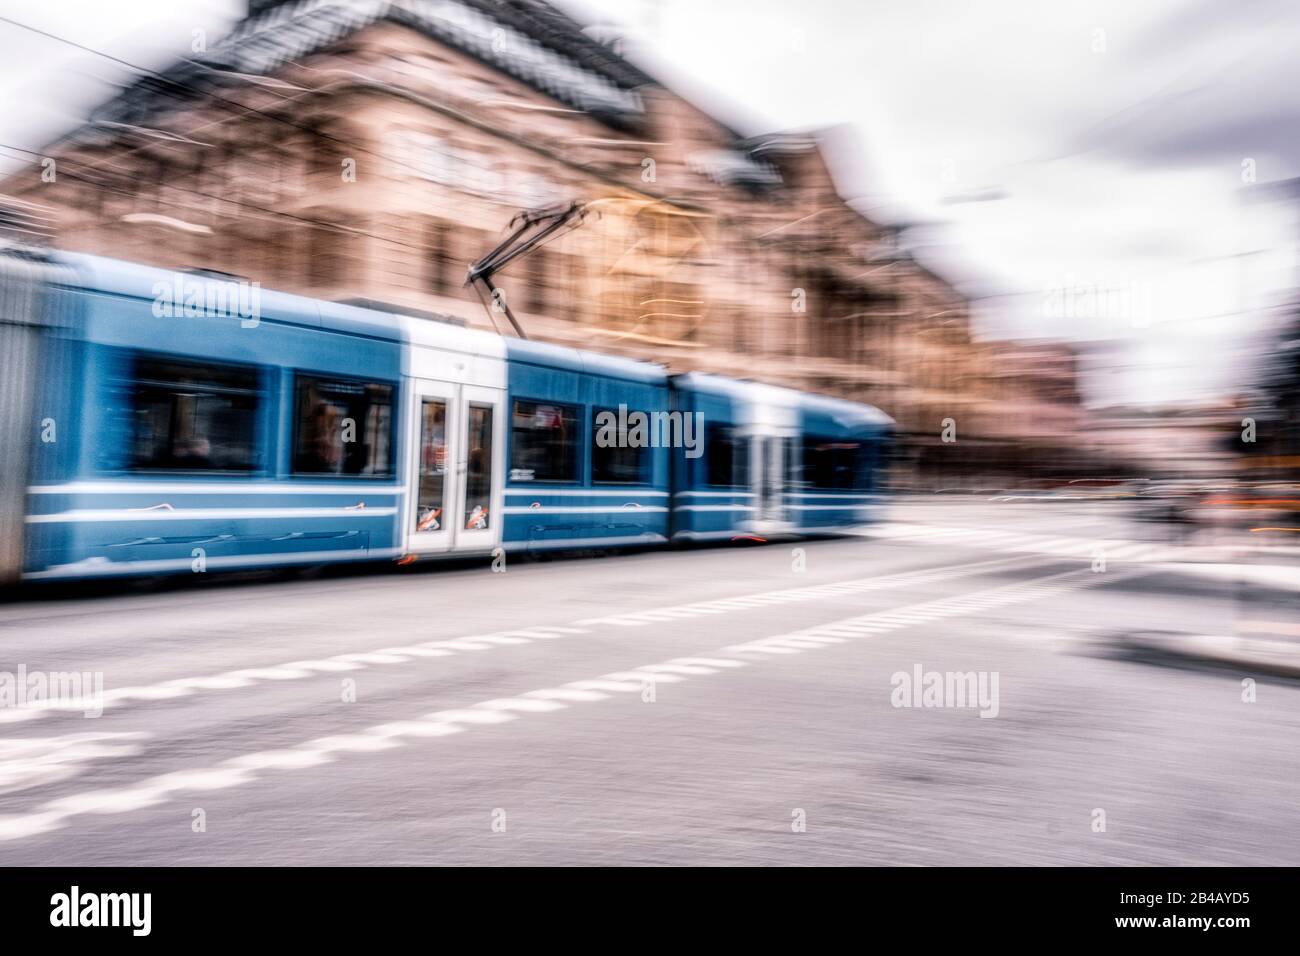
[865,522,1229,566]
[722,565,1153,656]
[0,554,1047,727]
[0,564,1158,842]
[0,732,148,797]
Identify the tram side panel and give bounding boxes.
[0,253,76,586]
[792,396,892,533]
[22,258,406,580]
[501,339,671,552]
[668,380,754,542]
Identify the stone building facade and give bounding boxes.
[0,0,1092,481]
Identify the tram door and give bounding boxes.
[406,380,503,555]
[752,434,786,523]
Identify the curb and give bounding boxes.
[1119,631,1300,680]
[1151,561,1300,593]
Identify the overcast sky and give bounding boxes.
[1,0,1296,406]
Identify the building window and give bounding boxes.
[127,356,260,472]
[427,219,451,295]
[308,223,348,289]
[509,400,578,482]
[591,407,650,484]
[527,248,548,313]
[293,374,394,476]
[705,423,748,487]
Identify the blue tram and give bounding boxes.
[0,248,892,584]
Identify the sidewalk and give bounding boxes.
[863,504,1300,677]
[862,519,1300,592]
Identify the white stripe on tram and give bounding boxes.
[28,481,404,496]
[27,507,399,524]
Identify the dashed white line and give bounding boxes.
[0,563,1155,843]
[0,554,1046,727]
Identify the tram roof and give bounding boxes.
[673,371,893,428]
[54,251,670,383]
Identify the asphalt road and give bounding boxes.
[1,499,1297,865]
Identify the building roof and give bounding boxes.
[94,0,659,134]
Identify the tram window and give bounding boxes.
[464,404,494,529]
[705,423,749,487]
[591,407,650,484]
[414,398,447,532]
[802,436,860,490]
[127,356,260,472]
[856,444,877,491]
[510,400,578,482]
[293,374,394,476]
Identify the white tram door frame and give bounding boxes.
[405,378,504,555]
[454,381,503,553]
[737,424,796,533]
